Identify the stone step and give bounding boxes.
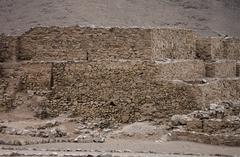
[17,26,197,61]
[170,101,240,146]
[205,60,237,78]
[151,28,196,60]
[196,37,240,61]
[15,60,239,121]
[45,77,240,122]
[198,78,240,104]
[170,130,240,146]
[1,60,240,122]
[12,60,205,91]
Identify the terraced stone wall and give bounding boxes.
[196,37,240,61]
[152,28,196,60]
[0,26,240,122]
[17,26,197,61]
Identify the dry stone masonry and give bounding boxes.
[0,26,240,145]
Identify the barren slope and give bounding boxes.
[0,0,240,37]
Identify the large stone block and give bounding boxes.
[0,65,22,112]
[19,62,52,92]
[205,61,236,78]
[203,119,225,134]
[49,61,204,122]
[86,28,152,60]
[200,78,240,104]
[222,38,240,60]
[17,26,152,61]
[171,130,240,146]
[152,28,197,60]
[153,60,205,80]
[196,37,212,60]
[186,119,203,132]
[17,27,200,61]
[52,60,205,86]
[0,35,17,62]
[196,37,240,61]
[17,27,87,61]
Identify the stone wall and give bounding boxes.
[17,26,197,61]
[0,26,239,123]
[205,61,236,78]
[196,37,240,61]
[0,35,17,62]
[170,102,240,146]
[152,28,196,60]
[19,62,52,92]
[18,27,87,61]
[200,78,240,104]
[17,27,152,61]
[15,60,205,122]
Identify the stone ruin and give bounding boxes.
[0,26,240,146]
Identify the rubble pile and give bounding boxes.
[170,102,240,146]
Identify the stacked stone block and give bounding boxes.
[205,61,236,78]
[152,28,196,60]
[197,37,240,79]
[19,62,52,91]
[0,26,239,123]
[196,37,240,61]
[17,26,198,61]
[170,102,240,146]
[48,61,204,121]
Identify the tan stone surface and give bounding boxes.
[0,34,17,62]
[196,37,240,61]
[48,61,204,121]
[152,28,197,60]
[18,27,152,61]
[0,26,239,126]
[17,27,199,61]
[87,28,152,61]
[19,62,52,91]
[18,27,87,61]
[200,78,240,104]
[171,130,240,146]
[205,61,237,78]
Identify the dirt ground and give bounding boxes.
[0,105,240,157]
[0,0,240,37]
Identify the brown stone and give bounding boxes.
[196,37,240,61]
[152,28,197,60]
[205,61,236,78]
[186,119,203,131]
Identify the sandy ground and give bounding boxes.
[0,106,240,157]
[1,140,240,156]
[16,140,240,155]
[0,0,240,37]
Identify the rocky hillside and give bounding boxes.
[0,0,240,37]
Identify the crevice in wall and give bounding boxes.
[49,63,54,90]
[86,51,89,61]
[15,36,21,62]
[237,64,240,77]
